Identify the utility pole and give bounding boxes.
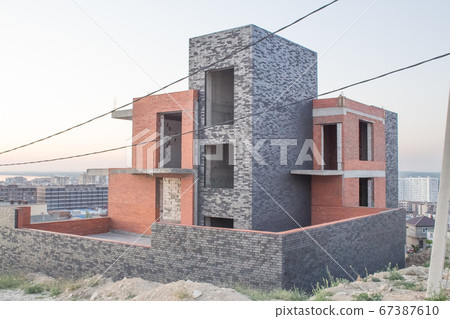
[427,88,450,297]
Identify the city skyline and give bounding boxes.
[0,0,449,173]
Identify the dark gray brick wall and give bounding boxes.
[0,209,404,292]
[282,209,405,291]
[385,110,399,208]
[189,25,317,231]
[251,26,317,231]
[189,25,254,229]
[151,223,282,288]
[0,221,282,289]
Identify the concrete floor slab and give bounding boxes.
[86,231,151,246]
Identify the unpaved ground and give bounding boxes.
[1,266,449,301]
[0,274,250,301]
[310,265,450,301]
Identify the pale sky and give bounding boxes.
[0,0,449,173]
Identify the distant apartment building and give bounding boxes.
[399,177,439,202]
[45,185,108,211]
[399,200,436,215]
[78,169,109,186]
[51,176,72,186]
[0,185,107,210]
[5,176,28,185]
[0,185,45,204]
[30,177,52,186]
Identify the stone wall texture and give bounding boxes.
[189,24,317,231]
[189,25,254,230]
[385,110,399,208]
[0,207,405,291]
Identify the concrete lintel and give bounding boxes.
[110,168,195,176]
[290,169,386,178]
[343,170,386,178]
[313,107,385,124]
[290,170,344,176]
[112,109,133,121]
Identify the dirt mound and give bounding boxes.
[133,280,250,301]
[56,277,248,301]
[406,250,431,267]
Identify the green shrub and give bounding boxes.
[24,284,44,294]
[353,292,383,301]
[0,274,26,290]
[235,285,308,301]
[394,281,416,290]
[425,291,448,301]
[49,286,63,297]
[371,277,381,282]
[387,269,404,281]
[312,290,334,301]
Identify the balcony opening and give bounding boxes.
[206,68,234,126]
[359,178,374,207]
[323,124,338,170]
[159,112,182,168]
[359,121,373,161]
[204,144,234,188]
[205,216,234,229]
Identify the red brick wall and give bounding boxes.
[16,207,31,228]
[132,90,197,170]
[108,90,197,234]
[311,96,387,208]
[16,208,110,236]
[343,177,386,207]
[108,172,157,235]
[108,172,195,234]
[25,218,110,236]
[311,176,343,206]
[311,205,385,225]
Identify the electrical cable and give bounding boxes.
[0,0,339,156]
[1,51,448,167]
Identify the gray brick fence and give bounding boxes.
[0,207,405,291]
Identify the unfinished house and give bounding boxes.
[1,25,404,292]
[109,25,398,234]
[108,24,318,232]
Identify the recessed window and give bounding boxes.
[422,227,428,233]
[206,68,234,126]
[359,121,373,161]
[323,124,337,170]
[359,178,374,207]
[205,217,234,229]
[204,144,234,188]
[159,112,182,168]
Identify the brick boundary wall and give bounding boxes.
[0,208,405,291]
[15,207,111,236]
[24,218,111,236]
[282,208,406,290]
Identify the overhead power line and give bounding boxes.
[1,51,449,167]
[0,0,339,156]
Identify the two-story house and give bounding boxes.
[406,215,435,248]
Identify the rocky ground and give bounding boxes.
[0,274,250,301]
[309,265,450,301]
[1,263,449,301]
